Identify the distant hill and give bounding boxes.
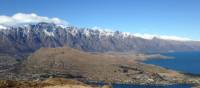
[18,46,185,84]
[0,22,200,55]
[22,47,137,81]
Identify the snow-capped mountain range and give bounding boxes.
[0,22,200,54]
[0,23,193,41]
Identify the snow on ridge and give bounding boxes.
[91,27,136,38]
[91,27,115,36]
[98,30,114,36]
[56,24,68,29]
[91,27,193,41]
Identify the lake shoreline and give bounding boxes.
[143,52,200,88]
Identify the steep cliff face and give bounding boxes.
[0,22,200,54]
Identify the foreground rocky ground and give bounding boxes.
[0,47,200,87]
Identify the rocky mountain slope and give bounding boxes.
[0,22,200,55]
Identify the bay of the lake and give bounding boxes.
[145,52,200,75]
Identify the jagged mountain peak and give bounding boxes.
[0,22,136,39]
[0,22,194,42]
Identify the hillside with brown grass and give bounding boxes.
[16,46,188,84]
[0,78,100,88]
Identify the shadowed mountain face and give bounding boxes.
[0,22,200,55]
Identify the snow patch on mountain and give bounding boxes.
[44,29,55,36]
[92,27,115,37]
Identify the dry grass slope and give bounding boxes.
[0,78,100,88]
[20,46,188,84]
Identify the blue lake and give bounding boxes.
[145,52,200,75]
[88,82,192,88]
[111,84,192,88]
[94,83,192,88]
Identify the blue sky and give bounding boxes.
[0,0,200,40]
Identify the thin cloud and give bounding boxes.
[133,33,192,41]
[91,27,193,41]
[0,25,7,29]
[0,13,67,25]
